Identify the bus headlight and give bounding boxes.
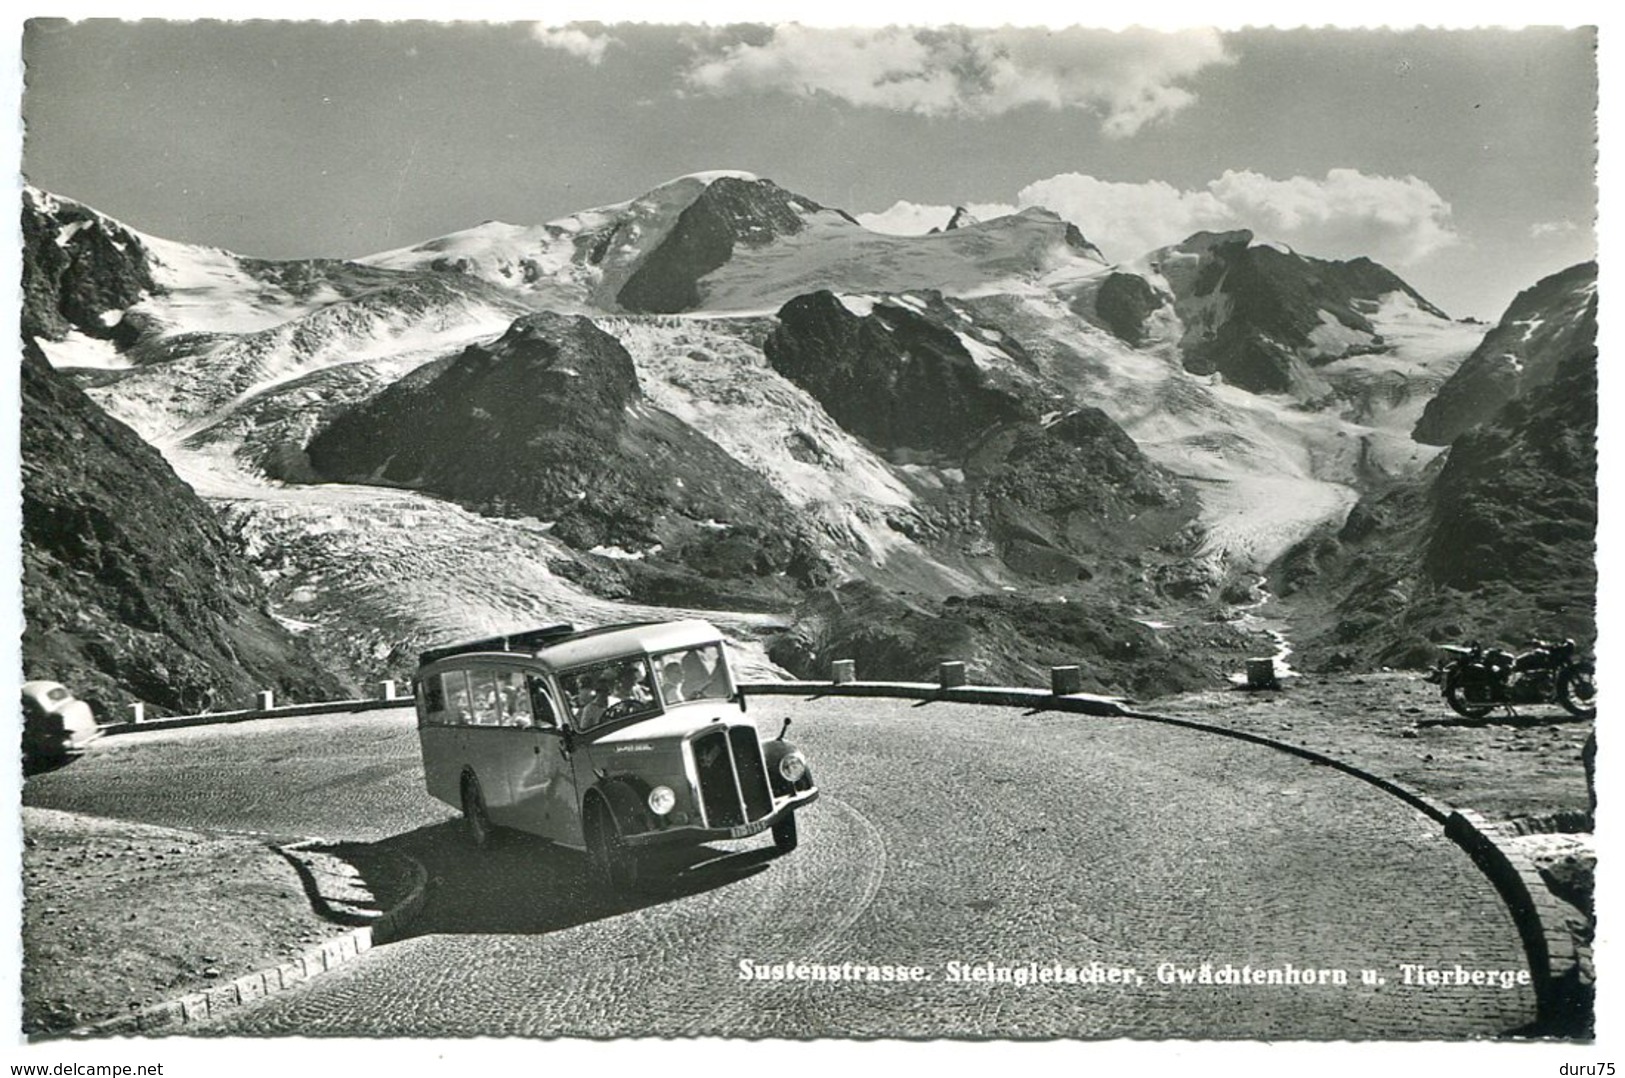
[778,752,807,784]
[648,785,677,816]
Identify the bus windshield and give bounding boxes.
[559,657,659,732]
[651,643,729,705]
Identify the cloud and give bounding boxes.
[683,25,1229,135]
[1011,169,1458,265]
[1529,218,1581,238]
[1204,169,1459,264]
[529,24,618,65]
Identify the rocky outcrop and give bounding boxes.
[1136,230,1448,396]
[21,188,160,344]
[763,290,1040,456]
[305,311,827,594]
[1423,324,1596,604]
[20,342,350,717]
[617,176,851,313]
[1088,272,1168,346]
[765,289,1191,584]
[1413,261,1597,445]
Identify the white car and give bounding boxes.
[22,680,102,764]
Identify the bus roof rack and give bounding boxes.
[417,623,578,667]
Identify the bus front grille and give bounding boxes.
[729,725,774,821]
[690,726,774,829]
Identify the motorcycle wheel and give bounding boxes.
[1445,681,1494,720]
[1558,662,1597,719]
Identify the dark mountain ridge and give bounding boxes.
[1075,229,1450,398]
[1413,261,1597,445]
[617,176,854,314]
[305,311,829,606]
[763,289,1194,588]
[20,341,350,716]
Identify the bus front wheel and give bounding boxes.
[585,800,640,891]
[772,811,798,854]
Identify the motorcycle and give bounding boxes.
[1425,638,1596,720]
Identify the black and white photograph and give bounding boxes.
[5,2,1611,1069]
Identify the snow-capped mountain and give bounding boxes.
[23,172,1530,705]
[361,171,1111,315]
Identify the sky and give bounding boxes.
[17,17,1599,320]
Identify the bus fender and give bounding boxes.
[587,776,648,837]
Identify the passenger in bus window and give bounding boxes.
[577,671,614,730]
[502,672,533,727]
[681,646,725,700]
[601,662,654,721]
[659,660,685,703]
[471,672,502,725]
[445,673,472,725]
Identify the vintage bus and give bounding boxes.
[413,619,817,888]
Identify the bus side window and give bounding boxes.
[528,676,559,728]
[443,671,472,725]
[423,673,446,716]
[500,670,533,727]
[470,669,501,726]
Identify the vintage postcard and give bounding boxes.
[6,4,1610,1073]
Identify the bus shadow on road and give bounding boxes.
[372,821,776,937]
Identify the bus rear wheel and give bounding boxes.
[461,773,493,849]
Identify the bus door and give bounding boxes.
[506,672,582,846]
[418,668,474,808]
[463,666,520,818]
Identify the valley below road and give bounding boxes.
[22,696,1541,1039]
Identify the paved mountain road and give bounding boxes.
[23,699,1535,1037]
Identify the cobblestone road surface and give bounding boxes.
[24,698,1536,1037]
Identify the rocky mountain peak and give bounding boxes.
[616,175,852,313]
[304,310,825,593]
[763,289,1040,457]
[22,186,161,344]
[945,206,980,231]
[1111,228,1451,397]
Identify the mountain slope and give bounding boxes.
[20,341,350,716]
[763,290,1195,587]
[616,175,856,313]
[1069,229,1452,398]
[18,177,1504,701]
[304,312,828,607]
[1413,261,1598,445]
[1273,263,1597,669]
[362,172,1110,316]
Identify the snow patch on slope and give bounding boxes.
[35,331,132,371]
[694,210,1108,312]
[134,234,342,336]
[599,314,970,582]
[957,290,1481,567]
